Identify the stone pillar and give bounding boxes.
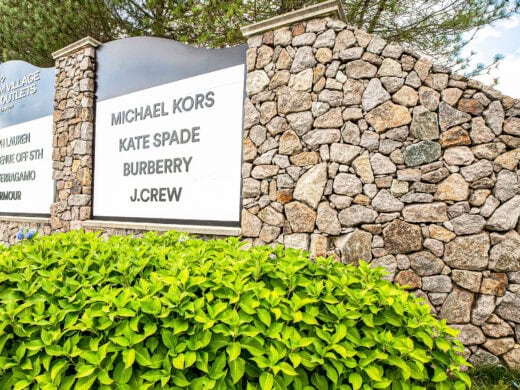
[50,37,101,231]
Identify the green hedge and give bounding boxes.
[0,231,470,389]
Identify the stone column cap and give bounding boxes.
[240,0,346,38]
[52,36,102,59]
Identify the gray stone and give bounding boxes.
[345,60,378,79]
[243,99,260,129]
[316,202,342,235]
[319,89,343,107]
[504,117,520,136]
[314,107,343,128]
[243,178,261,198]
[401,192,433,203]
[384,220,423,254]
[286,112,314,135]
[422,275,452,293]
[371,255,397,281]
[314,29,336,48]
[494,170,519,202]
[444,233,490,270]
[471,117,496,144]
[360,131,379,151]
[377,58,403,77]
[279,130,302,155]
[482,101,504,135]
[292,32,316,46]
[381,77,404,93]
[330,143,362,164]
[334,29,357,51]
[450,324,485,345]
[460,159,493,182]
[469,349,500,366]
[471,142,506,160]
[443,146,474,166]
[341,122,361,145]
[440,288,474,324]
[284,233,310,250]
[290,46,317,73]
[449,214,486,235]
[273,28,292,46]
[372,189,404,212]
[338,47,364,61]
[402,203,448,223]
[497,292,520,323]
[472,294,496,326]
[418,86,440,111]
[362,79,391,111]
[452,270,482,293]
[409,251,445,276]
[333,173,363,196]
[277,87,312,114]
[302,129,341,147]
[336,230,373,263]
[489,231,520,272]
[367,35,386,54]
[487,195,520,231]
[241,210,261,237]
[343,79,365,106]
[404,141,442,167]
[246,70,269,95]
[439,102,471,131]
[338,205,378,227]
[423,238,444,257]
[293,163,327,209]
[410,107,439,140]
[370,153,396,175]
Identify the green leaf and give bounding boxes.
[259,372,274,390]
[123,349,135,368]
[349,372,363,390]
[229,357,245,384]
[226,342,241,361]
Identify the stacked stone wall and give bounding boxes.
[241,16,520,366]
[51,46,96,232]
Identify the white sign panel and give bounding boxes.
[0,116,54,215]
[94,65,245,224]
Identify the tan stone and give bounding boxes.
[314,107,343,128]
[494,149,520,171]
[290,152,320,166]
[394,270,422,289]
[279,130,302,155]
[483,338,515,356]
[276,189,293,204]
[503,348,520,369]
[434,173,469,201]
[366,101,412,133]
[392,86,418,107]
[310,234,328,259]
[469,189,491,207]
[429,225,456,242]
[402,203,448,223]
[441,88,463,106]
[439,126,471,148]
[383,220,422,254]
[243,138,257,161]
[285,201,316,233]
[481,273,508,296]
[293,163,327,209]
[352,152,374,184]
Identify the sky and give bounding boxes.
[461,14,520,99]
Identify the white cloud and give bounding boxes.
[473,54,520,98]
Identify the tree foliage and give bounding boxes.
[0,0,518,70]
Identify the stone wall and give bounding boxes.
[241,16,520,366]
[51,43,97,232]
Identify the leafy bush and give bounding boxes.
[0,230,470,389]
